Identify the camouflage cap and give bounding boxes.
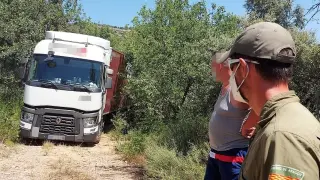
[221,22,296,64]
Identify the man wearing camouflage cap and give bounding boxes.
[222,21,320,180]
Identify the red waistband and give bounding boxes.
[210,151,244,163]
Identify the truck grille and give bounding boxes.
[40,114,78,135]
[40,125,75,134]
[42,115,75,126]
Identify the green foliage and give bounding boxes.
[0,0,116,142]
[1,0,320,178]
[115,0,320,178]
[110,114,129,140]
[114,129,209,180]
[112,115,145,160]
[145,137,209,180]
[122,0,240,153]
[111,114,129,133]
[290,29,320,119]
[0,0,113,82]
[0,81,23,142]
[117,131,146,158]
[244,0,306,29]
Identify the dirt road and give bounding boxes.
[0,134,142,180]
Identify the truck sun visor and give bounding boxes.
[48,43,87,57]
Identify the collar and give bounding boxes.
[257,91,300,129]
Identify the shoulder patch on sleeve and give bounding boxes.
[268,165,305,180]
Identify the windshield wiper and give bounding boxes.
[38,80,58,89]
[73,84,92,92]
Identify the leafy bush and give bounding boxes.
[111,114,129,138]
[0,0,116,142]
[0,81,23,142]
[121,0,240,154]
[116,0,320,179]
[145,136,209,180]
[117,131,146,158]
[112,115,146,161]
[290,29,320,119]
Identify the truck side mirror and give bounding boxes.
[18,58,29,82]
[18,66,26,79]
[105,77,112,89]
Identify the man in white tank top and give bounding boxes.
[204,51,259,180]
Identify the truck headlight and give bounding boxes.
[21,111,34,123]
[83,117,98,128]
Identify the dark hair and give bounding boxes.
[231,48,294,83]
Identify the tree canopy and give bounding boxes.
[0,0,319,157]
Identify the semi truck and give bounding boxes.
[19,31,126,145]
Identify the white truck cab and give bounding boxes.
[20,31,113,144]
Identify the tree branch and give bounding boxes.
[305,2,320,25]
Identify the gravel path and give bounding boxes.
[0,134,142,180]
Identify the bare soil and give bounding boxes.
[0,134,143,180]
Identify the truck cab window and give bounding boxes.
[27,54,103,92]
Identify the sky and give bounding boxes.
[80,0,320,41]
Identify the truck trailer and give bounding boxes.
[19,31,126,145]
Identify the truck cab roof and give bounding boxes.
[33,31,112,66]
[46,31,111,50]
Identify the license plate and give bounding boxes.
[48,135,65,140]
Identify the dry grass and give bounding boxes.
[124,154,146,166]
[4,139,15,147]
[109,130,126,141]
[0,145,11,158]
[42,141,54,156]
[47,157,95,180]
[0,140,17,158]
[114,135,146,169]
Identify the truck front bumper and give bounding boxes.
[19,126,100,143]
[19,105,101,143]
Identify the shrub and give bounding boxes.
[145,137,209,180]
[117,131,146,158]
[0,82,23,142]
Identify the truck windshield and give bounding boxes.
[27,54,103,92]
